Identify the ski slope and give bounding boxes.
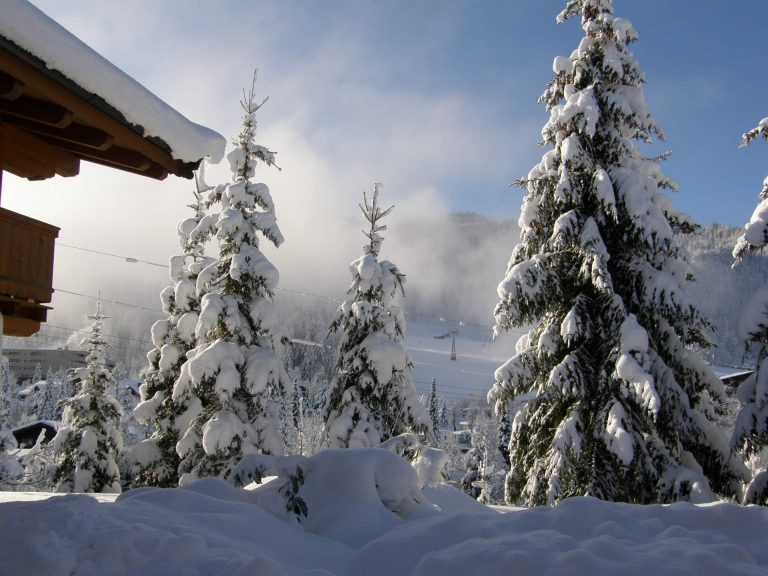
[404,315,521,402]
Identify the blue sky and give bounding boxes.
[9,0,768,225]
[4,0,768,315]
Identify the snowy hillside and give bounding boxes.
[2,448,767,576]
[679,223,768,366]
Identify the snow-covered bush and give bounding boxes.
[173,75,287,484]
[0,430,23,490]
[744,468,768,505]
[231,443,446,538]
[324,184,430,448]
[489,0,745,505]
[52,303,123,493]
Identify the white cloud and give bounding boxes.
[8,0,535,327]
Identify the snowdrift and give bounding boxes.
[1,448,768,576]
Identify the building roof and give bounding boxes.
[0,0,225,181]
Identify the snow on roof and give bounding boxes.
[711,365,753,380]
[0,0,225,164]
[11,419,60,433]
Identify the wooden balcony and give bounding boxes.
[0,206,58,336]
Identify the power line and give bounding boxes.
[56,242,167,268]
[40,323,154,346]
[54,288,164,315]
[52,241,531,335]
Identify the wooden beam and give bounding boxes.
[3,114,114,150]
[0,95,73,128]
[0,71,24,100]
[0,49,196,178]
[71,152,169,180]
[51,139,153,171]
[1,122,79,179]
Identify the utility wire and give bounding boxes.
[54,288,164,315]
[53,241,531,334]
[56,242,167,268]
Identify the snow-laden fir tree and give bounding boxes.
[731,117,768,505]
[0,356,13,426]
[497,408,511,467]
[36,371,58,422]
[324,184,430,448]
[132,170,215,487]
[489,0,745,505]
[172,75,287,484]
[428,377,442,442]
[52,302,123,493]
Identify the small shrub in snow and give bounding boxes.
[744,468,768,505]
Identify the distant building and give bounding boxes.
[11,420,58,448]
[5,348,88,380]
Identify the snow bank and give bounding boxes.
[2,448,768,575]
[0,0,225,164]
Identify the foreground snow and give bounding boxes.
[1,448,767,576]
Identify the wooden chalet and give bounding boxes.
[0,2,224,338]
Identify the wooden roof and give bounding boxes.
[0,35,200,182]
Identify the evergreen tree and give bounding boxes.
[36,373,57,422]
[132,170,214,487]
[292,377,303,431]
[461,440,483,500]
[173,74,287,484]
[731,117,768,505]
[497,408,511,467]
[324,184,430,448]
[489,0,745,505]
[439,397,448,429]
[0,356,13,426]
[31,363,41,385]
[52,302,123,493]
[428,377,442,442]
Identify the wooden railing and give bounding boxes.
[0,207,58,303]
[0,207,58,336]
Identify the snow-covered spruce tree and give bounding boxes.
[172,76,287,484]
[52,302,123,493]
[132,171,215,487]
[324,184,430,448]
[489,0,745,505]
[428,377,442,442]
[497,408,511,468]
[731,117,768,505]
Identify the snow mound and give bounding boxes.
[2,449,768,575]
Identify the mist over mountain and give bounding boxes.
[7,215,762,377]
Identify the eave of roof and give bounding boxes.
[0,0,225,175]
